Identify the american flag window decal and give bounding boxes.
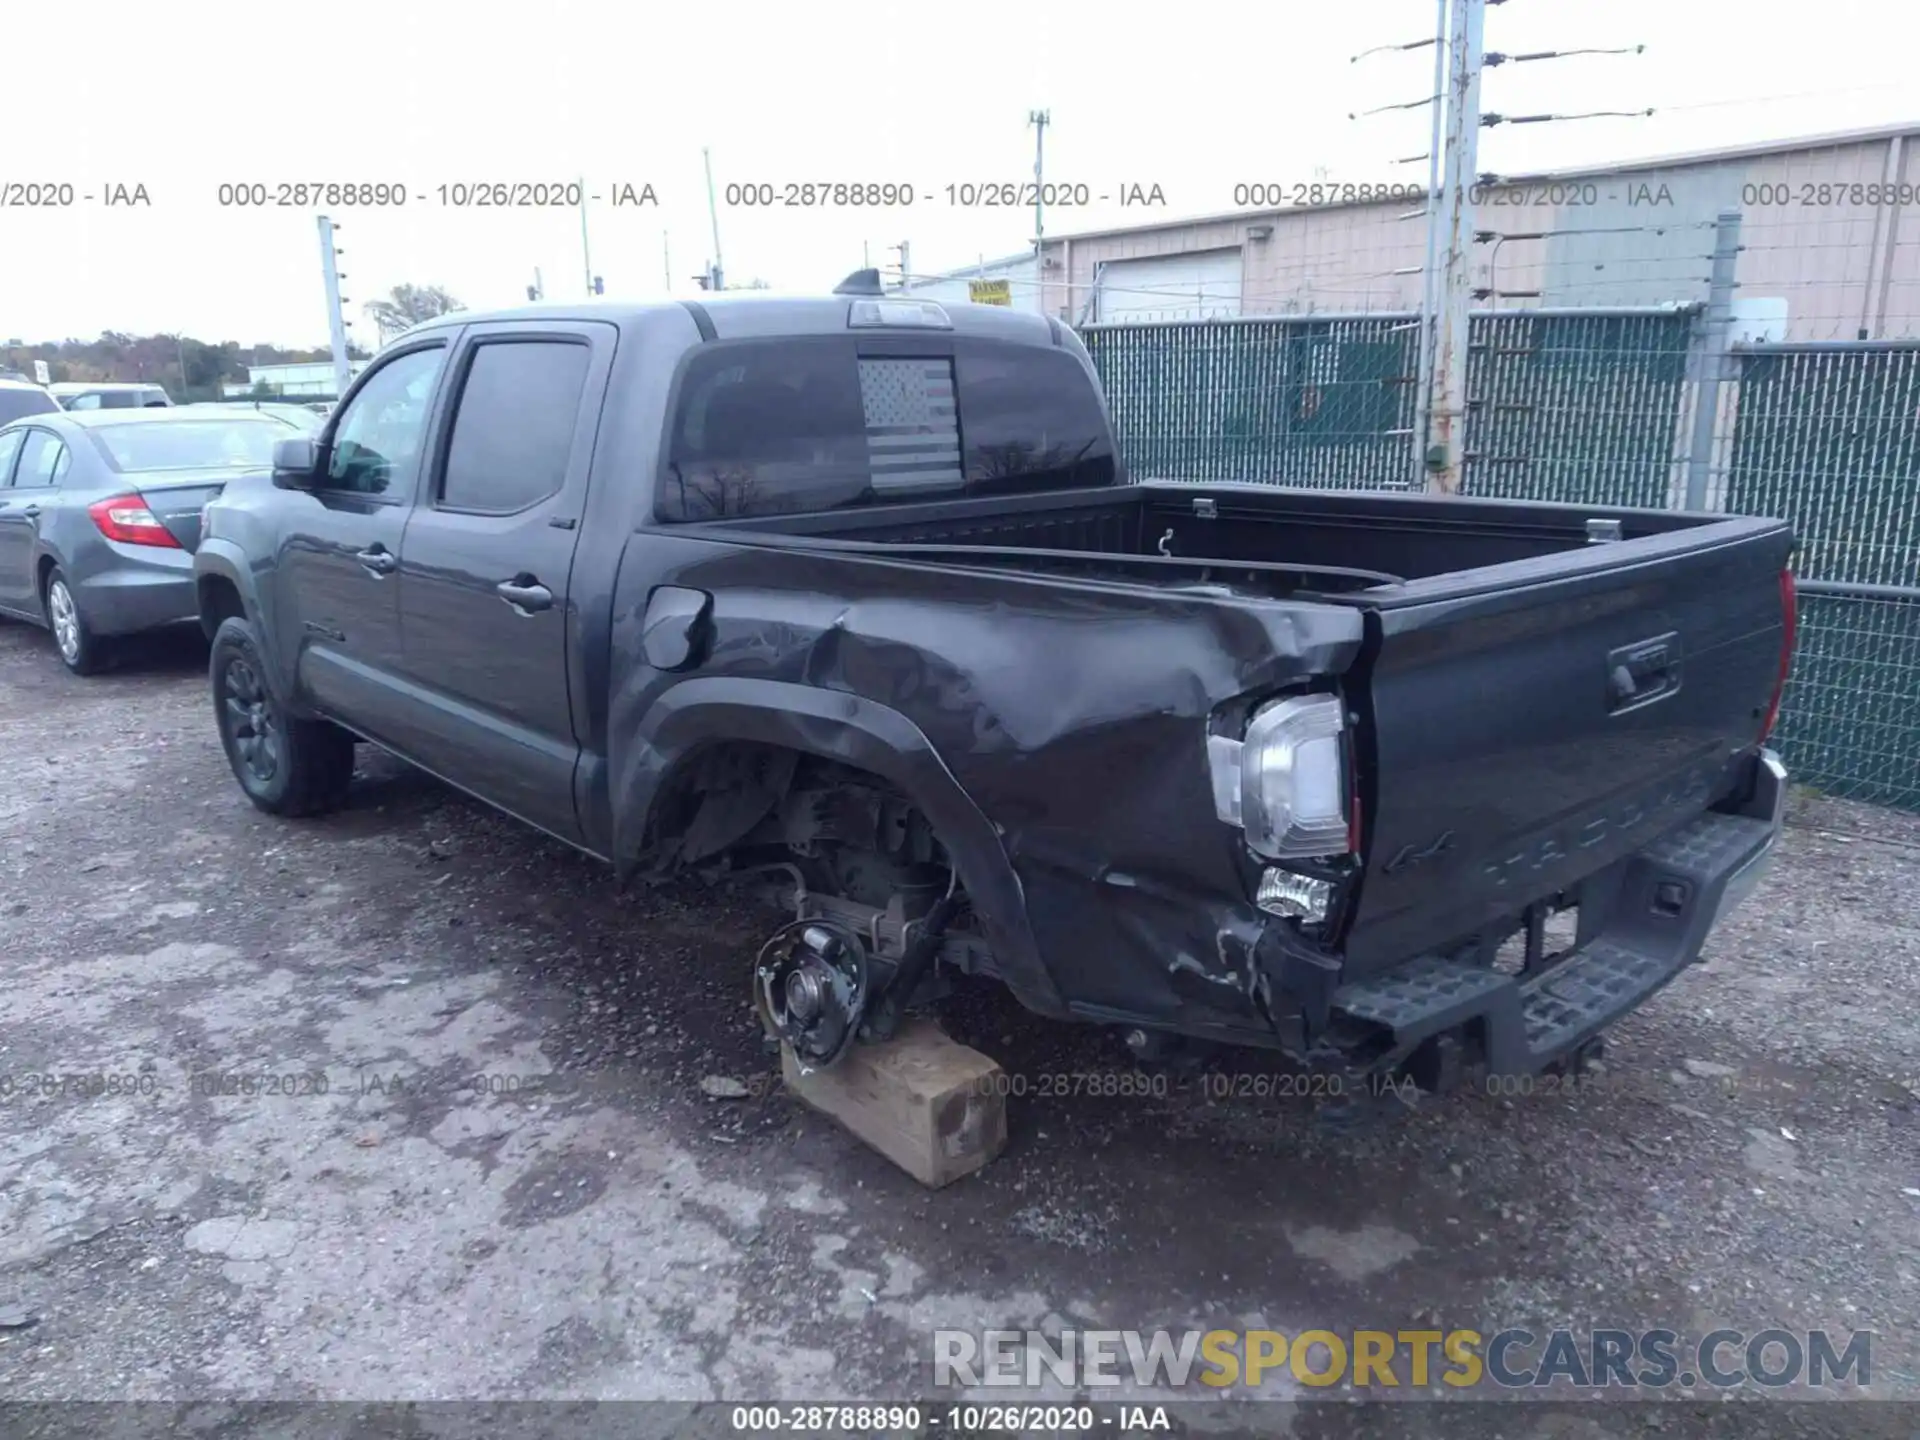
[858,357,964,492]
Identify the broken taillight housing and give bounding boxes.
[1208,693,1350,861]
[1758,567,1797,743]
[1256,868,1333,923]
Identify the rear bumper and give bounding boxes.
[77,548,197,636]
[1332,748,1787,1078]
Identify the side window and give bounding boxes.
[14,431,67,487]
[438,340,591,513]
[0,430,24,486]
[323,346,446,497]
[65,393,102,411]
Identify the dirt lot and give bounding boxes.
[1,620,1916,1434]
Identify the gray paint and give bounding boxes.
[193,293,1796,1076]
[0,409,306,661]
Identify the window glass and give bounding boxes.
[0,429,24,485]
[440,341,590,511]
[663,340,868,520]
[951,344,1118,496]
[323,347,445,496]
[15,431,68,487]
[92,419,283,472]
[858,359,963,495]
[0,389,58,426]
[658,337,1116,522]
[64,393,102,411]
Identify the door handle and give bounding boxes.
[354,547,397,576]
[18,505,41,519]
[1607,633,1682,713]
[496,577,554,614]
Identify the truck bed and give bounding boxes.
[703,480,1755,598]
[699,480,1796,996]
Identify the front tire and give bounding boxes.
[210,617,356,816]
[44,568,105,676]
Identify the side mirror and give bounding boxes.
[271,437,319,490]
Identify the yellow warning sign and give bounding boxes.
[968,279,1012,306]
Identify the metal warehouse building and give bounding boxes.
[1014,122,1919,342]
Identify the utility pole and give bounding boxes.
[578,176,595,298]
[663,232,672,291]
[1683,209,1743,511]
[1427,0,1485,494]
[1412,0,1451,481]
[316,215,352,398]
[888,240,910,291]
[173,333,189,397]
[703,148,725,292]
[1028,109,1050,254]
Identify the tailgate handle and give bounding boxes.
[1608,633,1682,712]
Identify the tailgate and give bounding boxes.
[1336,516,1794,976]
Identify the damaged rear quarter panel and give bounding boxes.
[606,530,1365,1035]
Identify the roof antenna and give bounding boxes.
[833,268,885,296]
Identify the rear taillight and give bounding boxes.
[1758,567,1797,743]
[88,494,181,549]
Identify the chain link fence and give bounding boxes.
[1081,311,1920,812]
[1721,341,1920,808]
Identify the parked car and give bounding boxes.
[193,281,1795,1094]
[0,378,62,426]
[49,382,173,411]
[189,400,326,434]
[0,408,296,673]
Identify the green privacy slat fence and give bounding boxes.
[1464,310,1693,509]
[1724,343,1920,809]
[1771,592,1920,810]
[1081,315,1920,814]
[1083,315,1421,490]
[1724,345,1920,589]
[1083,308,1696,503]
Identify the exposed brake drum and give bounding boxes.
[753,918,871,1073]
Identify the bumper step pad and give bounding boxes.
[1331,807,1779,1077]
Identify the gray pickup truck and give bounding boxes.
[192,274,1795,1091]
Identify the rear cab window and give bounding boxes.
[656,336,1117,522]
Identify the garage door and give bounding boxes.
[1095,249,1243,323]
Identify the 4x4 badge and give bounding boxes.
[1383,830,1456,875]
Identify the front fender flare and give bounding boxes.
[611,676,1062,1017]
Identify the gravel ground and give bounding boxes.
[0,620,1916,1436]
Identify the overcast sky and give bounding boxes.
[2,0,1913,348]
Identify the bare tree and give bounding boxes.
[364,284,465,346]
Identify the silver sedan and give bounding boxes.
[0,408,303,674]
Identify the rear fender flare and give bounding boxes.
[193,542,296,706]
[613,676,1062,1016]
